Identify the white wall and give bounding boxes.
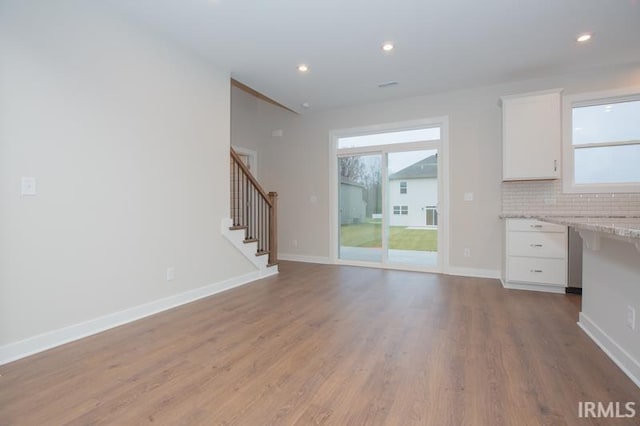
[231,87,299,183]
[389,178,438,227]
[232,64,640,272]
[580,236,640,386]
[0,1,255,351]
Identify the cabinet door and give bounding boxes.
[506,257,566,285]
[507,231,568,259]
[502,91,561,181]
[507,219,566,233]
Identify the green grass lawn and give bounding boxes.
[340,223,437,251]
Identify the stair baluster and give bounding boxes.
[229,148,278,266]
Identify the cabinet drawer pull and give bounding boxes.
[530,244,543,248]
[530,269,543,273]
[530,224,543,228]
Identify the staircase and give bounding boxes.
[222,148,278,276]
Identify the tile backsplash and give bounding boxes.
[502,180,640,216]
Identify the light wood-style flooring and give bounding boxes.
[1,261,639,425]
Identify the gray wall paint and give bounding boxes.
[0,1,254,346]
[232,64,640,272]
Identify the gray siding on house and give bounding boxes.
[340,182,367,225]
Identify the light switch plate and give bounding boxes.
[21,177,37,196]
[627,306,636,330]
[464,192,474,201]
[166,267,175,281]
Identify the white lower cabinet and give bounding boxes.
[503,219,568,293]
[507,257,566,285]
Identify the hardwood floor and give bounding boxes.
[1,261,639,425]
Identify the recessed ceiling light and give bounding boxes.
[301,102,310,109]
[297,64,309,72]
[577,33,592,43]
[382,42,395,52]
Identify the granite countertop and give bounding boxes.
[499,213,640,219]
[501,214,640,240]
[540,217,640,240]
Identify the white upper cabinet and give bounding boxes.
[502,89,562,181]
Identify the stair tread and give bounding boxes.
[243,238,258,243]
[229,225,247,230]
[266,262,279,267]
[255,251,270,257]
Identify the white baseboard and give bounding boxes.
[500,279,566,294]
[278,253,331,264]
[578,312,640,388]
[446,267,501,280]
[0,270,274,366]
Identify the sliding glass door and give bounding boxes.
[338,154,382,262]
[335,125,444,271]
[387,150,438,267]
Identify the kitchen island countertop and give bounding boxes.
[500,214,640,240]
[541,217,640,240]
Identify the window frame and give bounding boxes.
[562,87,640,194]
[393,205,409,215]
[329,116,451,273]
[400,181,407,194]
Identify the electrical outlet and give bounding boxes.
[463,192,474,201]
[627,306,636,330]
[21,177,37,196]
[464,248,471,257]
[166,267,175,281]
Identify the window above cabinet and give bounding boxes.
[563,88,640,193]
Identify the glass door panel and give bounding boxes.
[338,154,383,262]
[387,150,438,266]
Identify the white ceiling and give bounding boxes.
[109,0,640,113]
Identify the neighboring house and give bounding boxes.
[388,155,438,227]
[340,177,367,225]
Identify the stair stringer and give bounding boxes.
[221,218,278,277]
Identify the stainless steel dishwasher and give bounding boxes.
[567,228,583,293]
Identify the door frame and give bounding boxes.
[329,117,450,273]
[232,145,258,177]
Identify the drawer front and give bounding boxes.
[507,219,566,233]
[507,257,566,285]
[507,231,567,259]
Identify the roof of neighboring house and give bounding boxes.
[340,176,366,188]
[389,155,438,180]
